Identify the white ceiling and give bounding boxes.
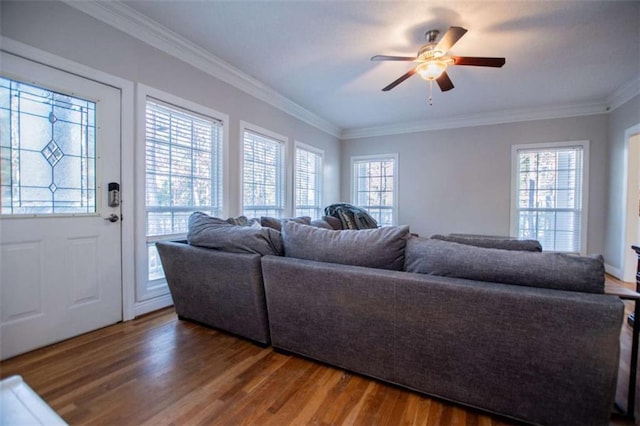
[110,1,639,135]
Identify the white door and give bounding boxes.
[0,53,122,360]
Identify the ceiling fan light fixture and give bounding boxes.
[372,26,505,93]
[417,61,447,80]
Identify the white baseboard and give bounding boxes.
[133,293,174,318]
[605,263,623,280]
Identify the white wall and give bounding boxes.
[0,0,342,215]
[604,95,640,277]
[341,114,610,255]
[3,0,637,270]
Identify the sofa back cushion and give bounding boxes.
[430,234,542,252]
[187,212,283,256]
[405,237,604,293]
[281,221,410,270]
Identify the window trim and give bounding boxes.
[294,141,324,219]
[136,84,229,303]
[350,153,399,226]
[239,120,289,218]
[509,140,589,255]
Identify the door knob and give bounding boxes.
[104,214,119,223]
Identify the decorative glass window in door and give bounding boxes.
[1,77,96,215]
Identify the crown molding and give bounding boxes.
[607,76,640,112]
[343,75,639,140]
[62,0,341,138]
[341,101,609,140]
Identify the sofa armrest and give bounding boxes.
[156,241,270,344]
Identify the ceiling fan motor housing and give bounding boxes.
[418,30,443,60]
[425,29,440,42]
[418,44,444,61]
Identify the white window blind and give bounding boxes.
[352,155,397,226]
[295,145,323,219]
[514,145,585,253]
[145,99,223,280]
[242,129,284,218]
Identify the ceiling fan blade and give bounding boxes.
[452,56,506,67]
[436,71,455,92]
[435,26,468,53]
[382,67,417,91]
[371,55,417,61]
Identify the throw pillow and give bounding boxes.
[310,219,334,229]
[260,216,311,232]
[187,212,283,256]
[226,215,259,226]
[281,221,410,271]
[405,237,604,293]
[430,234,542,252]
[322,215,342,230]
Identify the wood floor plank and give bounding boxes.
[289,368,352,425]
[1,275,637,426]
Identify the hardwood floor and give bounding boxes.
[1,275,638,426]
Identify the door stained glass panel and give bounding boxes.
[0,77,96,215]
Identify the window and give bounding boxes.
[295,143,323,219]
[242,124,285,218]
[351,154,398,226]
[145,98,224,281]
[1,77,96,215]
[511,141,588,254]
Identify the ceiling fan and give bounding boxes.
[371,26,505,98]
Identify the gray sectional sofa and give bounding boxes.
[157,212,624,426]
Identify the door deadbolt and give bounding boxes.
[108,182,120,207]
[104,214,119,223]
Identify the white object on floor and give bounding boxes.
[0,375,67,425]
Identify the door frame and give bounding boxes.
[621,123,640,282]
[1,36,136,321]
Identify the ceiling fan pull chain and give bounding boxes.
[428,80,434,106]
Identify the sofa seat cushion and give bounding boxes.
[187,212,283,256]
[281,221,410,270]
[405,237,604,293]
[430,234,542,252]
